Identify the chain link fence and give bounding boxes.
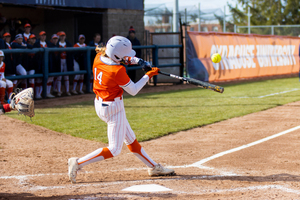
[235,25,300,37]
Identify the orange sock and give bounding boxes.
[127,139,156,167]
[77,147,113,165]
[7,87,13,98]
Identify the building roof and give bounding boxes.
[0,0,143,10]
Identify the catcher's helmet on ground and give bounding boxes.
[105,36,135,63]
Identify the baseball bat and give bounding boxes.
[158,71,224,93]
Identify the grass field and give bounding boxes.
[7,77,300,143]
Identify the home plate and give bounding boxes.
[122,184,172,192]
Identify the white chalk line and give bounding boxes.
[2,125,300,193]
[70,185,300,200]
[231,88,300,99]
[190,125,300,167]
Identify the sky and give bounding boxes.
[144,0,236,14]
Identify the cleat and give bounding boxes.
[71,90,78,95]
[78,90,84,94]
[35,94,42,100]
[66,92,71,96]
[46,93,55,98]
[68,157,80,183]
[57,92,62,97]
[148,163,175,176]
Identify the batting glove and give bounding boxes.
[146,67,160,79]
[138,59,152,72]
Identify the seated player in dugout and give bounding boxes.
[11,34,31,89]
[68,36,175,184]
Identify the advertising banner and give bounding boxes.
[186,32,300,82]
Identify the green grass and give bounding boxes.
[7,77,300,143]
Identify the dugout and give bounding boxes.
[0,0,144,45]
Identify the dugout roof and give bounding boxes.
[0,0,143,10]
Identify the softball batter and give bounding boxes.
[68,36,175,183]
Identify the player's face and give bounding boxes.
[60,35,66,42]
[4,36,10,43]
[40,34,46,41]
[51,38,58,45]
[0,57,3,62]
[29,38,36,44]
[25,27,31,33]
[79,38,85,44]
[94,35,100,43]
[16,37,23,44]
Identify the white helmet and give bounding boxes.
[105,36,136,62]
[0,50,4,57]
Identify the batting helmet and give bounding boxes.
[105,36,136,62]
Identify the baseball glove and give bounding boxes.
[10,88,35,118]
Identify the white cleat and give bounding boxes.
[71,90,78,95]
[68,157,80,184]
[78,90,84,94]
[35,94,42,100]
[57,92,62,97]
[148,163,175,176]
[66,92,72,96]
[46,93,55,98]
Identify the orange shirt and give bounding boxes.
[93,53,130,101]
[74,43,86,48]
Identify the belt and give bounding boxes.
[96,95,122,102]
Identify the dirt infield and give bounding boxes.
[2,84,300,199]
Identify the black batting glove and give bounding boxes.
[138,59,152,72]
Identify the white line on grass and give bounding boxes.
[231,88,300,99]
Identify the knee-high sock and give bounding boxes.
[57,80,61,93]
[72,80,78,91]
[77,147,113,167]
[7,87,13,99]
[127,139,157,168]
[79,80,84,92]
[0,87,5,104]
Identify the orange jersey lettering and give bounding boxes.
[93,53,130,101]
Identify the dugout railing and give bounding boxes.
[3,44,183,98]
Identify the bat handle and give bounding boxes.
[158,71,170,76]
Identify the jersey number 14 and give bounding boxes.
[94,68,103,85]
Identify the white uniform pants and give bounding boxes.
[77,97,157,168]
